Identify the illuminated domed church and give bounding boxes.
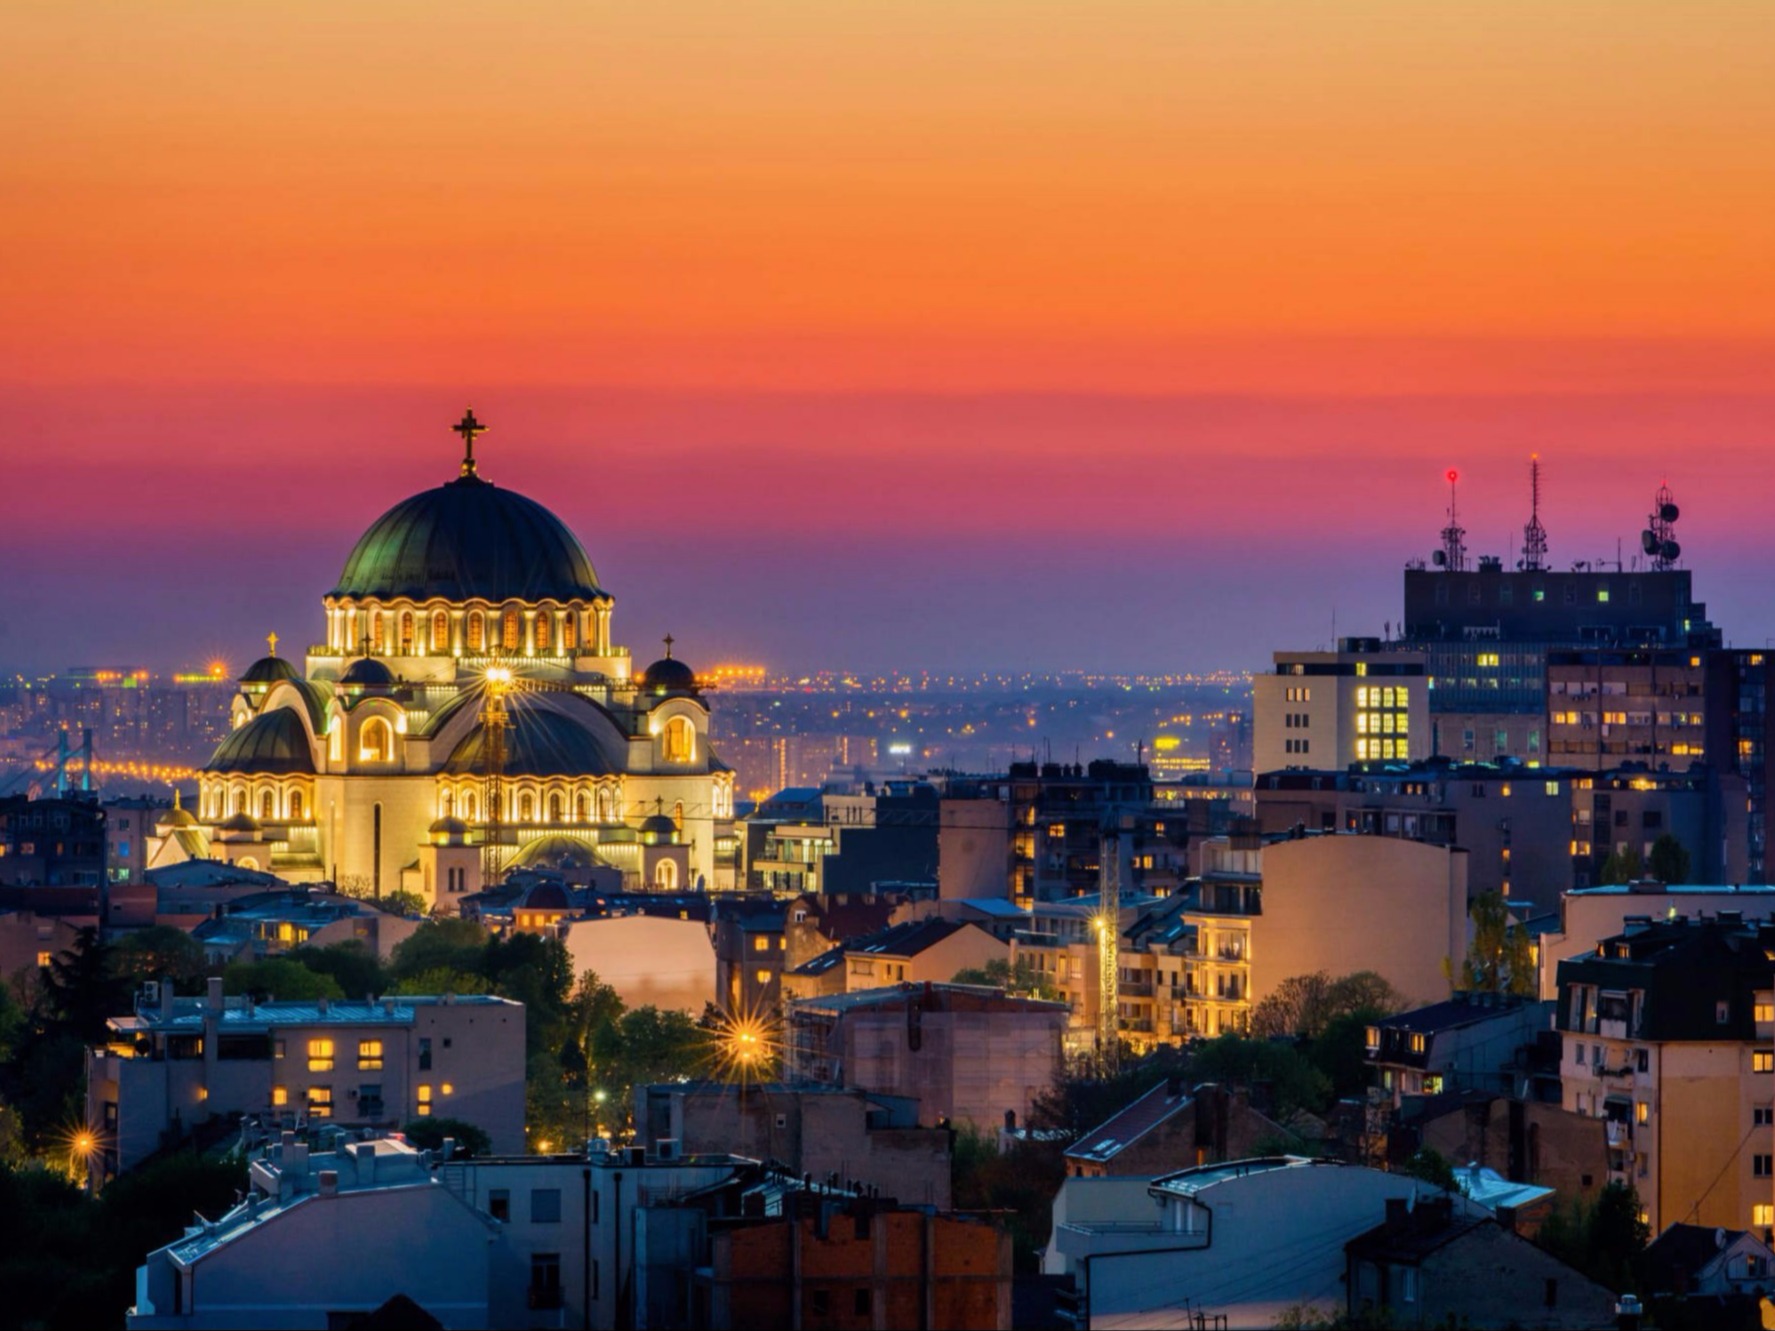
[167,412,734,908]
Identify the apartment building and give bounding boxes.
[1364,994,1552,1107]
[1178,833,1469,1036]
[785,983,1067,1132]
[1252,640,1429,775]
[86,979,526,1183]
[1555,914,1775,1233]
[938,760,1179,906]
[1254,762,1577,902]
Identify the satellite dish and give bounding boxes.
[1641,531,1659,555]
[1432,550,1447,566]
[1662,540,1681,561]
[1661,502,1680,523]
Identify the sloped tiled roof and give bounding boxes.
[1066,1080,1191,1163]
[849,918,968,958]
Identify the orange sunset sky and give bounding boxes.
[3,2,1772,671]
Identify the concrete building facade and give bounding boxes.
[785,983,1067,1133]
[87,981,526,1183]
[1253,640,1430,775]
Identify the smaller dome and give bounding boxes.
[160,802,198,829]
[642,656,697,694]
[219,812,262,833]
[340,657,396,689]
[638,813,678,844]
[429,816,469,836]
[240,656,301,685]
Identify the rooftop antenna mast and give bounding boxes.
[1642,481,1682,571]
[1520,454,1548,571]
[1433,468,1467,572]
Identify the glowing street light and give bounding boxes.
[62,1123,101,1188]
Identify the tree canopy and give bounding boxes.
[1249,970,1404,1039]
[1647,833,1691,886]
[1454,892,1537,997]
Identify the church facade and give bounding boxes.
[162,413,734,909]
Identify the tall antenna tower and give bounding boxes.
[1434,468,1467,572]
[1641,482,1682,571]
[1520,454,1548,571]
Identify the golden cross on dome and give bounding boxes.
[267,631,279,658]
[453,408,489,478]
[662,634,675,659]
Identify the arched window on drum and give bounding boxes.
[359,717,395,763]
[661,716,695,764]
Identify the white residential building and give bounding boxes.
[1047,1157,1488,1329]
[129,1133,753,1331]
[130,1136,499,1330]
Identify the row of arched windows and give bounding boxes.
[204,783,311,822]
[438,783,630,825]
[333,604,587,656]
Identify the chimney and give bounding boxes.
[206,976,224,1012]
[317,1170,339,1197]
[1004,1108,1017,1131]
[160,977,176,1022]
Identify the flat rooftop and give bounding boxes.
[116,994,519,1034]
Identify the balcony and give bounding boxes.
[1120,981,1155,998]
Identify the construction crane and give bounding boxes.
[1095,814,1124,1075]
[480,666,513,888]
[474,663,607,888]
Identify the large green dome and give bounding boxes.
[330,474,604,603]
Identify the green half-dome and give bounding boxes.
[330,474,604,603]
[442,697,626,777]
[207,708,317,775]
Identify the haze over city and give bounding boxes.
[5,3,1773,674]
